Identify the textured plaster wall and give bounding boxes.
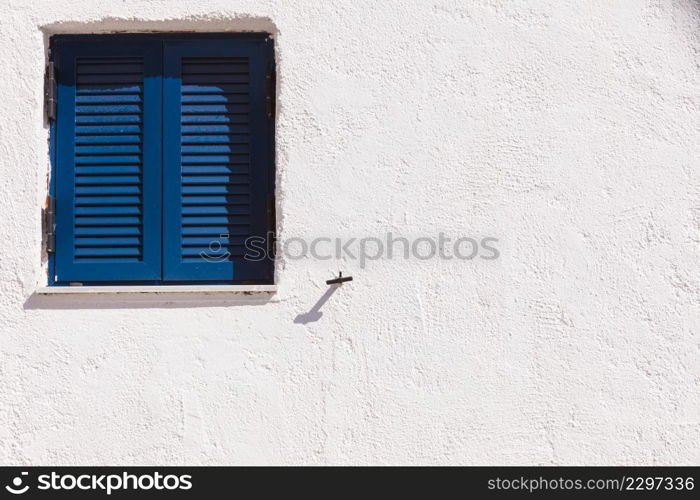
[0,0,698,465]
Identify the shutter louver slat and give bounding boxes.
[74,57,143,262]
[178,56,252,259]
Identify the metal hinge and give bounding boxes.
[45,62,56,121]
[266,66,276,120]
[43,194,56,253]
[267,193,276,258]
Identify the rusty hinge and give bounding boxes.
[266,66,276,120]
[43,194,56,253]
[45,62,56,121]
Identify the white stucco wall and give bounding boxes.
[0,0,698,465]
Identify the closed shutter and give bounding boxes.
[162,39,273,282]
[54,40,162,282]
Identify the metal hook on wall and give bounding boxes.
[326,271,353,285]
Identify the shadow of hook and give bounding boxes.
[293,285,339,324]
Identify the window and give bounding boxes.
[49,34,275,286]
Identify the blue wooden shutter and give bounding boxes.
[162,39,273,282]
[54,39,162,282]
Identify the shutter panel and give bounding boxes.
[54,40,162,282]
[162,39,273,282]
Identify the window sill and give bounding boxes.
[35,285,277,295]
